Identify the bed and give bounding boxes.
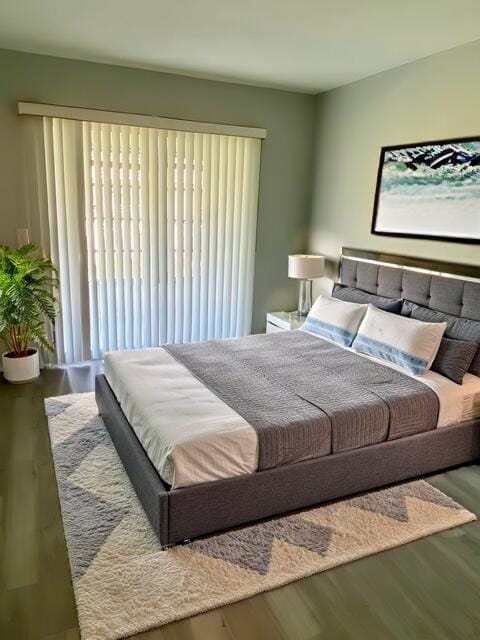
[95,248,480,547]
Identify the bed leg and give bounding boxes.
[160,539,192,550]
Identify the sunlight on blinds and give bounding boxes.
[42,117,261,363]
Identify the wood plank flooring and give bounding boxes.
[1,363,480,639]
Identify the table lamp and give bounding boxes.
[288,254,325,316]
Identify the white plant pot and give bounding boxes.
[2,349,40,384]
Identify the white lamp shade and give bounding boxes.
[288,254,325,279]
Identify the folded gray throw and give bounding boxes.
[165,331,439,471]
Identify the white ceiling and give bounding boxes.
[2,0,480,93]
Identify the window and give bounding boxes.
[40,116,261,363]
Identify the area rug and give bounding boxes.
[46,392,476,640]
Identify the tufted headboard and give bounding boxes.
[339,248,480,322]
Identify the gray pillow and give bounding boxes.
[333,284,402,314]
[402,300,480,377]
[431,337,477,384]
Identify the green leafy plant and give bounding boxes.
[0,244,58,357]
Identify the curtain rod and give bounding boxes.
[17,101,267,140]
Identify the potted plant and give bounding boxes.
[0,244,58,383]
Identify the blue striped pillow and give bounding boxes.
[302,296,367,347]
[352,305,447,375]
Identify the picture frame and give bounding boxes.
[371,136,480,244]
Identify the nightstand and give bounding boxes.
[266,311,305,333]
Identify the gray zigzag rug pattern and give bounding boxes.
[45,392,476,640]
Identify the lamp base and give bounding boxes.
[297,279,312,316]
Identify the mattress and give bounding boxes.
[104,338,480,489]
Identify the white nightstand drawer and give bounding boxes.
[266,321,285,334]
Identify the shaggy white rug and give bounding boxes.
[46,392,476,640]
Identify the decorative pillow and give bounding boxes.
[302,295,367,347]
[431,337,477,384]
[402,300,480,377]
[352,304,447,375]
[332,283,402,314]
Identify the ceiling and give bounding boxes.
[2,0,480,93]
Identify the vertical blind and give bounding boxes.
[41,117,261,363]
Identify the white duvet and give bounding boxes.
[104,338,480,489]
[104,348,257,488]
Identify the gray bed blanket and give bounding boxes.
[164,331,439,471]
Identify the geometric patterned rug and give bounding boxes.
[46,392,476,640]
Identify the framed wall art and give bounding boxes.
[372,137,480,244]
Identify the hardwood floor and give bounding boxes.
[1,364,480,640]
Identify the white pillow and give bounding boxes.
[302,295,367,347]
[352,304,447,375]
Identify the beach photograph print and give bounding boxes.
[372,139,480,243]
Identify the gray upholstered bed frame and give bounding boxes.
[95,249,480,547]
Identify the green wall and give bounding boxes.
[310,39,480,287]
[0,48,316,333]
[4,40,479,336]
